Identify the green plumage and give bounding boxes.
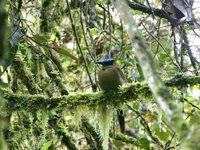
[98,65,124,91]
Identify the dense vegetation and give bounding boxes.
[0,0,200,149]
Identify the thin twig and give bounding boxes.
[66,0,95,91]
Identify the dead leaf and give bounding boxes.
[163,0,193,26]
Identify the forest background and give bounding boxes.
[0,0,200,149]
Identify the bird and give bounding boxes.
[97,58,125,133]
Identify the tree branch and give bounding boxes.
[126,0,169,20]
[1,75,199,112]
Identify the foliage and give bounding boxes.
[0,0,200,149]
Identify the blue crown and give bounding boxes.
[98,58,115,64]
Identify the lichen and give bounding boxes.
[97,104,114,150]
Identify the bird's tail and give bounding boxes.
[117,110,125,133]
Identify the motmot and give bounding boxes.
[97,58,125,133]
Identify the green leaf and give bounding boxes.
[132,101,140,110]
[53,46,78,61]
[90,28,98,36]
[33,34,50,44]
[139,138,150,150]
[0,78,9,88]
[136,60,144,80]
[41,140,53,150]
[152,126,170,141]
[189,115,199,125]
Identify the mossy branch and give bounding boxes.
[165,74,200,87]
[1,75,199,112]
[81,118,103,150]
[57,126,78,150]
[43,59,68,95]
[12,54,40,94]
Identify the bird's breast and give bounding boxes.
[98,67,123,91]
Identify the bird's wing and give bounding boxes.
[116,67,125,81]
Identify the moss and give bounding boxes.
[1,74,199,112]
[0,74,199,113]
[165,74,200,87]
[1,74,199,149]
[12,54,40,94]
[97,104,114,150]
[113,133,137,145]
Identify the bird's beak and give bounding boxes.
[96,60,103,64]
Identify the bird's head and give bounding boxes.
[96,58,115,66]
